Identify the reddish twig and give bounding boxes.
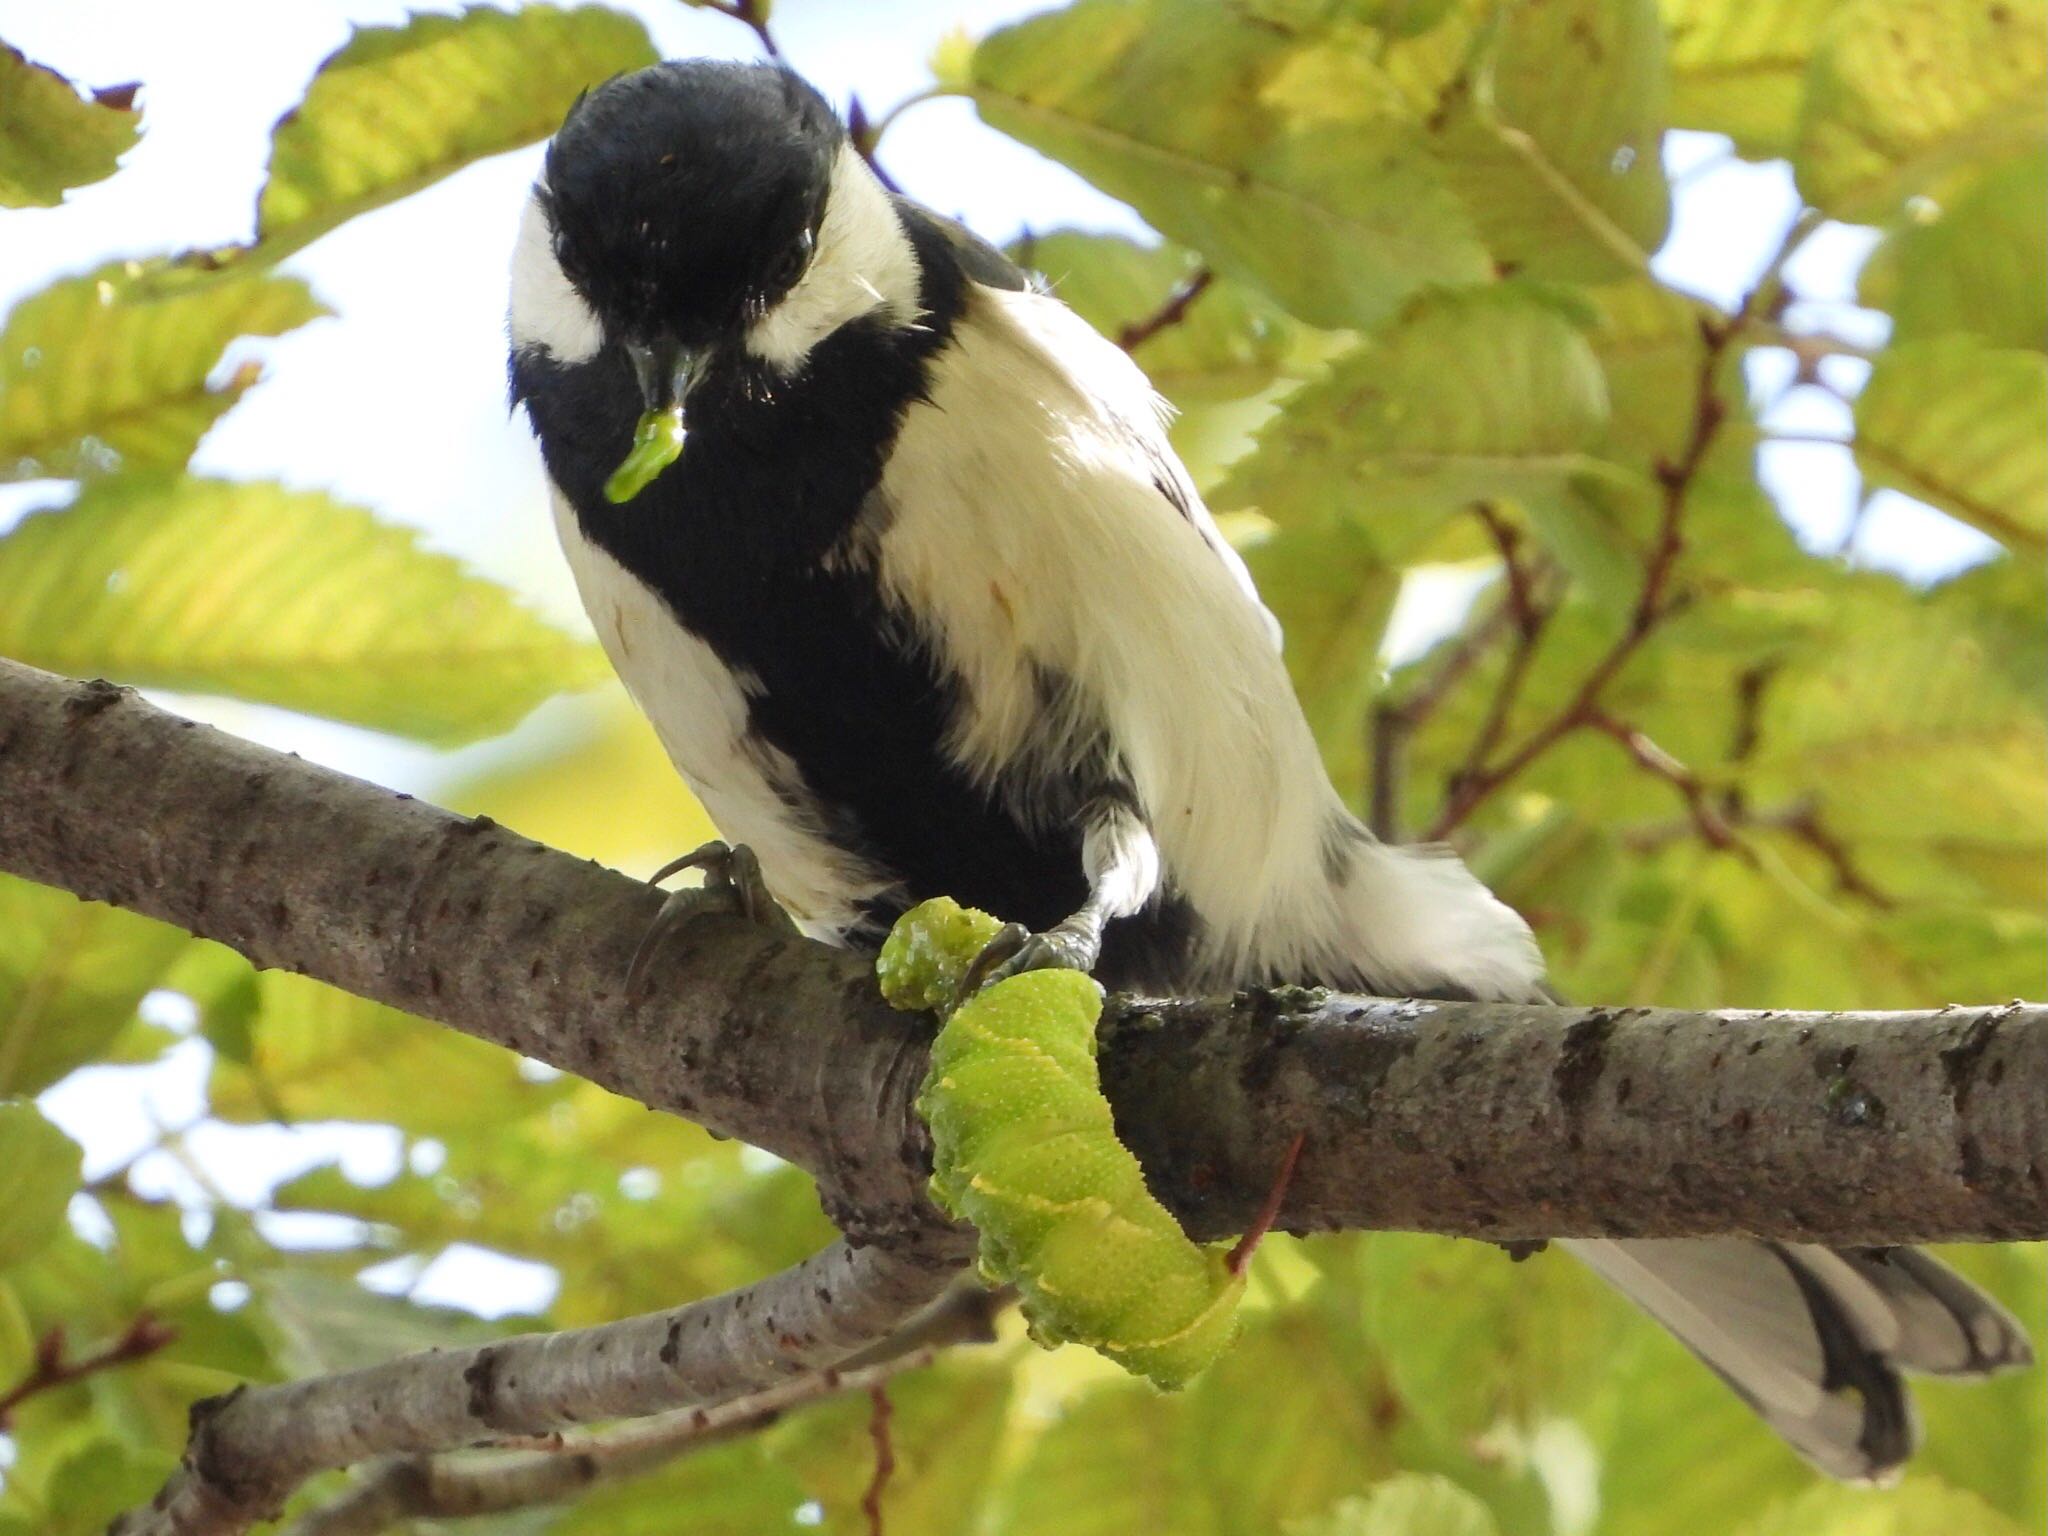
[1227,1131,1307,1276]
[1426,211,1823,841]
[845,96,903,194]
[861,1383,895,1536]
[1117,267,1215,351]
[1582,710,1743,853]
[0,1315,175,1429]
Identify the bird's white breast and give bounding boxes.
[547,490,892,937]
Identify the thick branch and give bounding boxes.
[112,1236,966,1536]
[2,657,2043,1254]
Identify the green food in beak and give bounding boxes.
[603,404,687,503]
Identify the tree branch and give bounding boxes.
[112,1236,968,1536]
[282,1284,1001,1536]
[2,658,2042,1256]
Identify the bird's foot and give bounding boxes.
[962,914,1102,995]
[626,841,796,999]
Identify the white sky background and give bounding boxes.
[3,0,2001,1317]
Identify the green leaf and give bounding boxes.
[1247,519,1404,802]
[1289,1476,1501,1536]
[0,877,188,1097]
[1428,0,1672,279]
[989,1382,1200,1536]
[1854,337,2047,553]
[1221,285,1612,526]
[0,263,325,482]
[0,47,139,207]
[256,4,658,258]
[0,475,604,742]
[0,1102,81,1269]
[1660,0,1846,157]
[1796,0,2048,221]
[256,1270,520,1377]
[1018,230,1314,405]
[1736,1479,2032,1536]
[1858,149,2048,351]
[1914,1244,2048,1523]
[37,1438,178,1536]
[949,0,1492,328]
[209,971,556,1134]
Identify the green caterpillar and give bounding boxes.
[878,898,1244,1389]
[603,403,686,503]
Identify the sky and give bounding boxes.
[3,0,2002,1317]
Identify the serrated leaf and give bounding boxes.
[0,46,139,207]
[1290,1476,1501,1536]
[1854,337,2046,552]
[1221,286,1612,526]
[951,0,1491,328]
[0,1102,82,1269]
[1796,0,2048,221]
[0,263,324,481]
[1858,150,2048,351]
[0,475,604,742]
[0,876,189,1097]
[1661,0,1847,156]
[256,4,657,258]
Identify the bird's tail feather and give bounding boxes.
[1564,1236,2032,1481]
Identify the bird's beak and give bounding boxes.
[624,336,705,414]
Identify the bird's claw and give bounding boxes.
[626,840,795,1000]
[963,917,1102,995]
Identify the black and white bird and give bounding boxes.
[509,59,2028,1480]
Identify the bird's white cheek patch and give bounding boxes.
[509,193,602,364]
[746,145,920,373]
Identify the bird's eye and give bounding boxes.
[770,228,814,291]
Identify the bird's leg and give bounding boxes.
[626,840,797,998]
[969,792,1159,990]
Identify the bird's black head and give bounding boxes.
[541,61,844,370]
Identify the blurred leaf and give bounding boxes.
[1221,285,1612,526]
[1660,0,1845,156]
[210,970,552,1133]
[36,1437,177,1536]
[256,4,657,259]
[1429,0,1672,279]
[1736,1478,2032,1536]
[773,1359,1012,1535]
[275,1077,833,1324]
[545,1434,806,1535]
[1248,519,1403,802]
[989,1380,1199,1536]
[1289,1475,1501,1536]
[949,0,1491,328]
[1795,0,2048,221]
[1913,1243,2048,1523]
[0,46,139,207]
[1858,149,2048,351]
[446,688,718,873]
[255,1269,519,1377]
[0,263,324,482]
[1854,337,2047,552]
[1017,230,1316,404]
[0,474,604,742]
[0,877,187,1096]
[0,1102,81,1269]
[1351,1235,1625,1441]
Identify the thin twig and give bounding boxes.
[1581,709,1742,854]
[1427,209,1825,839]
[0,1315,176,1429]
[861,1383,896,1536]
[1117,267,1215,351]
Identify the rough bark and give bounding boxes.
[5,659,2043,1247]
[4,658,2039,1249]
[111,1235,968,1536]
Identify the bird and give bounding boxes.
[508,58,2029,1481]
